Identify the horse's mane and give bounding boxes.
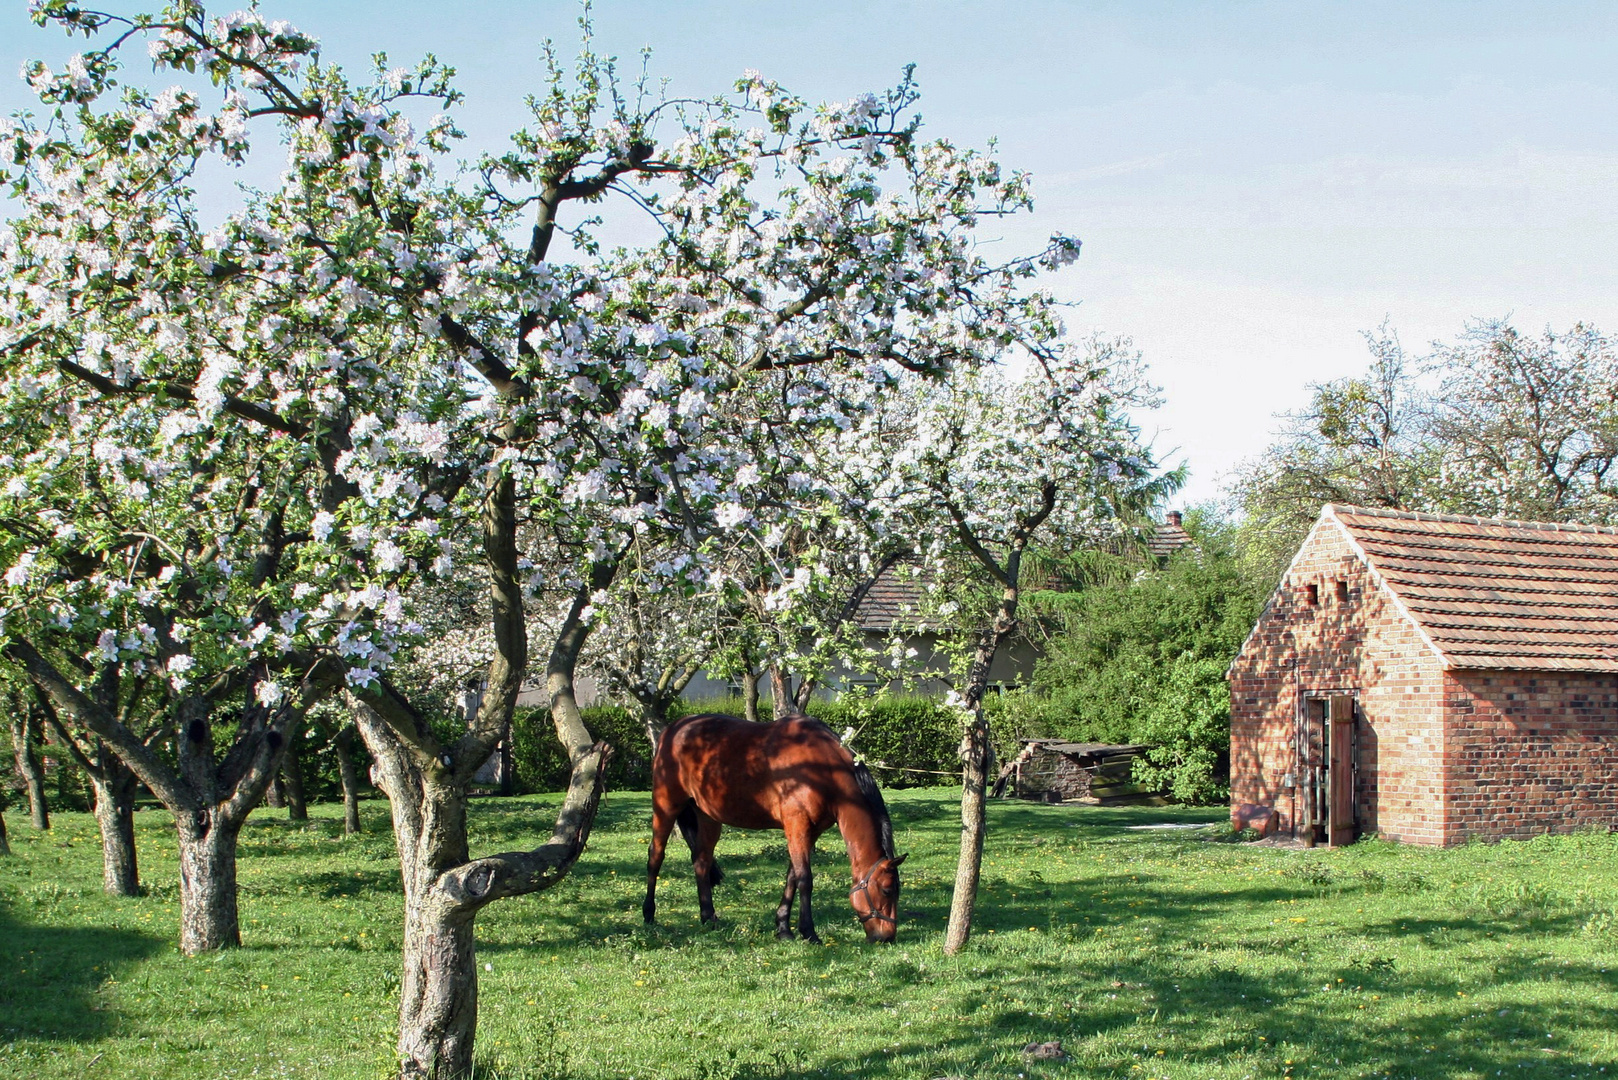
[851,761,896,861]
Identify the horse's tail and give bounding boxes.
[675,802,724,887]
[852,760,896,861]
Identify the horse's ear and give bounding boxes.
[891,853,908,868]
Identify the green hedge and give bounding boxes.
[510,705,657,794]
[509,696,964,793]
[799,696,961,788]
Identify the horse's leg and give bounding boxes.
[693,816,723,925]
[692,813,723,925]
[774,863,799,941]
[644,797,679,925]
[785,822,821,944]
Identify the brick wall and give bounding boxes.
[1230,518,1449,845]
[1444,670,1618,843]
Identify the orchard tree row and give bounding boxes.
[0,3,1165,1076]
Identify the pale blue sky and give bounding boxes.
[6,2,1617,506]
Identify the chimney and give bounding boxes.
[1166,510,1183,528]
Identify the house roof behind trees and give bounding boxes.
[1147,510,1192,559]
[852,512,1193,632]
[853,565,931,632]
[1323,503,1618,673]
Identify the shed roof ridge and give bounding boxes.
[1359,540,1618,558]
[1329,503,1618,536]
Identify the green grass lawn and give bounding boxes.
[1,789,1615,1080]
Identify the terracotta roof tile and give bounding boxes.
[1146,522,1192,558]
[853,515,1191,630]
[852,565,930,631]
[1327,504,1618,672]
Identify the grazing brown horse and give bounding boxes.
[643,712,905,943]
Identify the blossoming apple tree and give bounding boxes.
[846,335,1170,954]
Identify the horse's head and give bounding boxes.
[850,853,906,943]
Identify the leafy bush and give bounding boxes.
[510,705,656,794]
[1013,511,1263,803]
[1129,655,1232,803]
[801,696,961,788]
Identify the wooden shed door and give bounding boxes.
[1327,695,1357,847]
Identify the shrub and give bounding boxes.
[1128,654,1232,804]
[507,694,964,793]
[801,696,961,788]
[510,705,655,794]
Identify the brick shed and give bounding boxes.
[1229,504,1618,847]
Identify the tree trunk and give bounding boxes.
[943,589,1018,957]
[398,894,479,1079]
[265,775,286,809]
[497,723,514,797]
[768,666,793,719]
[743,670,760,723]
[337,726,363,835]
[793,676,817,713]
[641,699,668,753]
[361,706,482,1079]
[282,737,308,821]
[175,810,244,954]
[355,686,609,1076]
[944,709,990,955]
[3,640,334,959]
[10,713,49,830]
[344,543,615,1078]
[0,806,10,855]
[90,765,140,897]
[392,778,479,1079]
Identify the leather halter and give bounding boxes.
[849,861,897,927]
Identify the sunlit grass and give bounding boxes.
[1,790,1615,1078]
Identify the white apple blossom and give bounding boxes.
[0,5,1132,1073]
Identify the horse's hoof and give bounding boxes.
[801,932,823,945]
[775,928,795,941]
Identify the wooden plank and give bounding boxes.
[1328,695,1356,848]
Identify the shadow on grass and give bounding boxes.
[0,900,164,1042]
[636,941,1618,1080]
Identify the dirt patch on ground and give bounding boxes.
[1246,834,1327,851]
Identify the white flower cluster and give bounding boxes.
[0,6,1158,747]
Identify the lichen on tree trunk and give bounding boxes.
[90,767,140,897]
[176,811,244,954]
